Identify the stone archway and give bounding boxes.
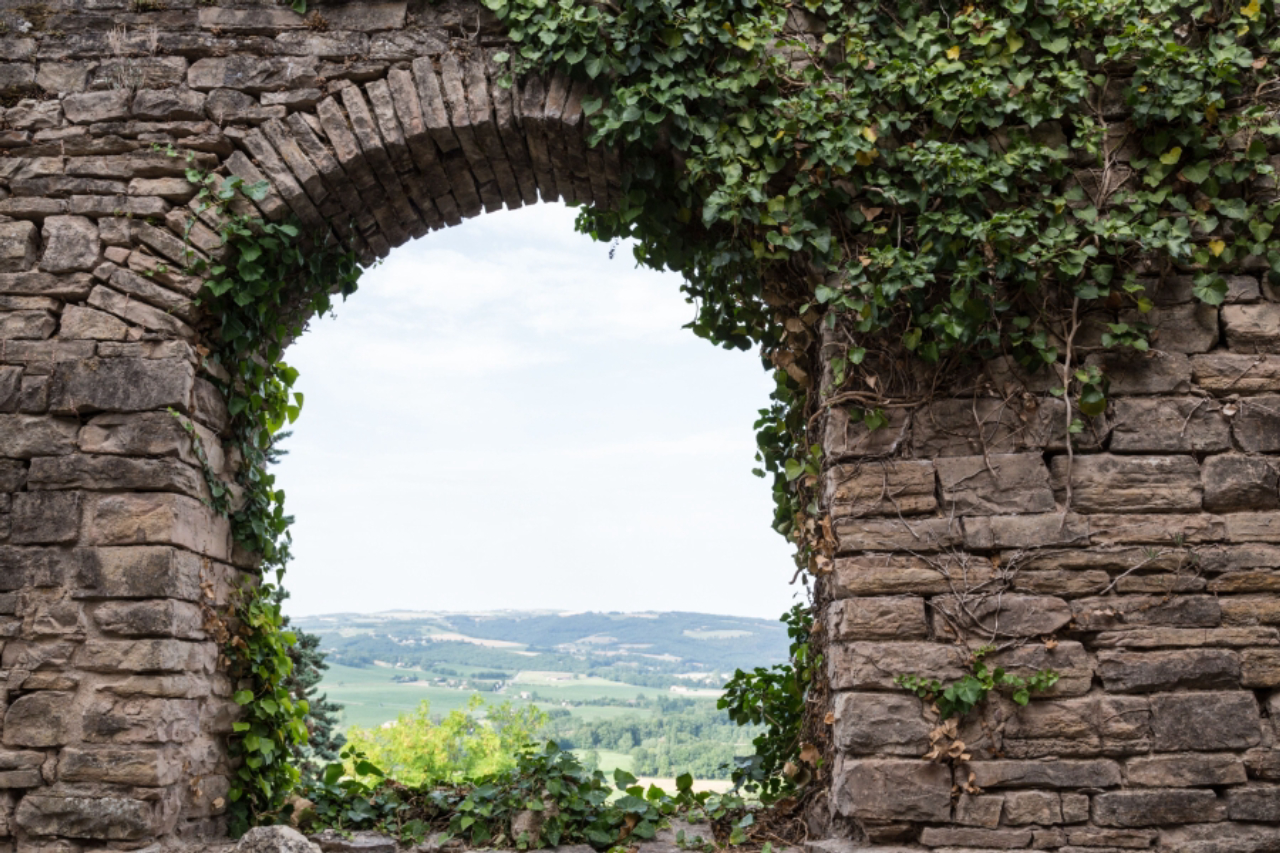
[0,0,623,845]
[4,1,1280,851]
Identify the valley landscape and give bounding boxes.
[296,609,793,784]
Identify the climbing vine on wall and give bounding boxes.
[159,146,363,833]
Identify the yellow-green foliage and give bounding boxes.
[344,696,548,787]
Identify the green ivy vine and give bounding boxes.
[157,146,362,833]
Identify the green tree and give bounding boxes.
[284,626,346,777]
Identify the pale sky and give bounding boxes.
[275,203,800,621]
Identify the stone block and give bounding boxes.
[27,455,206,502]
[0,415,77,458]
[1086,513,1226,545]
[1151,692,1262,751]
[831,758,952,822]
[910,398,1034,456]
[961,759,1122,789]
[82,695,201,744]
[824,460,936,518]
[1221,595,1280,625]
[1242,649,1280,687]
[989,641,1095,697]
[2,692,74,747]
[1126,303,1219,353]
[824,405,909,458]
[963,513,1091,549]
[1072,595,1220,630]
[1094,789,1226,826]
[93,600,204,639]
[84,493,231,560]
[74,546,204,601]
[829,554,994,597]
[1109,398,1231,453]
[57,746,180,786]
[57,306,129,340]
[918,827,1034,847]
[932,593,1072,641]
[1202,455,1280,513]
[1192,353,1280,393]
[1097,649,1240,693]
[826,597,927,641]
[826,642,967,690]
[14,794,158,840]
[132,88,205,121]
[1003,695,1151,757]
[1002,791,1063,825]
[79,412,223,472]
[188,56,319,94]
[1065,828,1158,848]
[0,222,37,272]
[48,357,195,415]
[1232,396,1280,452]
[11,492,80,545]
[1224,304,1280,353]
[0,749,44,789]
[0,547,77,591]
[955,793,1003,827]
[1227,787,1280,821]
[1085,351,1192,394]
[62,91,131,124]
[39,216,99,273]
[936,453,1055,516]
[831,692,931,755]
[74,639,213,674]
[1126,754,1247,787]
[1050,454,1202,513]
[1225,512,1280,543]
[833,516,961,552]
[1093,627,1280,648]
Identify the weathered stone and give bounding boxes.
[834,516,962,552]
[1151,692,1262,751]
[1126,754,1248,787]
[189,56,320,93]
[2,692,75,747]
[74,546,204,601]
[1086,351,1192,394]
[961,759,1122,789]
[824,460,936,517]
[82,695,202,743]
[1050,454,1202,513]
[1193,353,1280,393]
[827,597,927,641]
[990,641,1097,697]
[910,398,1038,456]
[933,593,1072,640]
[829,554,995,597]
[1097,649,1240,693]
[84,493,231,560]
[832,692,931,755]
[58,305,130,341]
[1065,828,1158,849]
[825,405,910,458]
[1072,595,1221,630]
[49,358,195,415]
[1085,513,1227,545]
[1002,791,1063,826]
[1125,303,1220,353]
[1109,398,1231,453]
[14,794,157,840]
[1232,396,1280,452]
[963,513,1091,549]
[1224,512,1280,543]
[1202,454,1280,513]
[1241,649,1280,687]
[1094,790,1227,826]
[27,455,206,502]
[936,453,1055,515]
[1224,304,1280,353]
[826,642,967,690]
[39,216,99,274]
[74,639,213,674]
[1225,787,1280,822]
[1003,695,1151,757]
[11,491,80,545]
[93,600,204,639]
[1093,627,1280,648]
[919,827,1034,847]
[132,88,206,121]
[58,746,180,786]
[0,222,37,272]
[1221,595,1280,625]
[0,415,76,458]
[62,91,132,124]
[832,758,952,822]
[238,826,322,853]
[955,793,1004,827]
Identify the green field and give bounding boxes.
[322,664,674,730]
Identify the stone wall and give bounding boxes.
[819,290,1280,850]
[0,0,1278,851]
[0,0,620,847]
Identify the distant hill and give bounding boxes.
[291,609,791,685]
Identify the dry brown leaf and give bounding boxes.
[823,711,836,725]
[799,742,821,764]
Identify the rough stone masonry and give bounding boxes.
[0,0,1279,851]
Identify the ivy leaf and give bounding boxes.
[1159,147,1183,165]
[290,0,306,12]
